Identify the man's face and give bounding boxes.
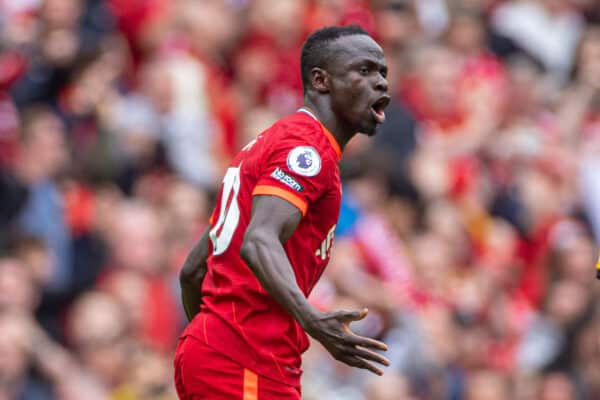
[327,35,390,136]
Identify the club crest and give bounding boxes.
[287,146,321,177]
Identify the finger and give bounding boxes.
[349,346,391,366]
[344,333,388,351]
[341,355,384,376]
[334,308,368,323]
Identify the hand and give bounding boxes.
[304,308,390,375]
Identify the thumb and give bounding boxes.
[336,308,368,323]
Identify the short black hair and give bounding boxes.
[300,25,370,93]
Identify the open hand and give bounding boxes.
[304,308,390,375]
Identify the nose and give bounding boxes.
[375,75,388,93]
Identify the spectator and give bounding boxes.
[99,200,179,353]
[491,0,584,80]
[0,255,39,313]
[66,291,131,397]
[9,106,72,293]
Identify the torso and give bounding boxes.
[183,110,342,387]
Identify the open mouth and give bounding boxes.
[371,96,391,124]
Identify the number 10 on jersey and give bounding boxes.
[210,167,242,255]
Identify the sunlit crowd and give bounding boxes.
[1,0,600,399]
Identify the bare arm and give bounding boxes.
[179,227,211,322]
[240,196,389,375]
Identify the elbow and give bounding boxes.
[180,258,203,285]
[179,264,195,285]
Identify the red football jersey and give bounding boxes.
[182,109,342,388]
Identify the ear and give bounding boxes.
[310,67,330,93]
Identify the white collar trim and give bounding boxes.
[298,107,318,121]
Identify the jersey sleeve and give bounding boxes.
[253,139,332,216]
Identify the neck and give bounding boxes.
[302,97,356,152]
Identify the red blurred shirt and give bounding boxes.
[0,50,26,166]
[182,110,342,388]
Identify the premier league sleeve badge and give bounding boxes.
[287,146,321,177]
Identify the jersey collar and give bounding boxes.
[298,107,342,160]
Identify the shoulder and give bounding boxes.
[265,113,329,152]
[261,113,338,180]
[268,112,323,141]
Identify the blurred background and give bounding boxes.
[0,0,600,399]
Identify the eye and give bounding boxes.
[359,66,370,75]
[381,69,388,79]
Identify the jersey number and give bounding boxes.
[210,167,241,255]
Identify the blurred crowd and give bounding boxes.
[1,0,600,399]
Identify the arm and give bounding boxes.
[179,227,211,322]
[240,196,390,375]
